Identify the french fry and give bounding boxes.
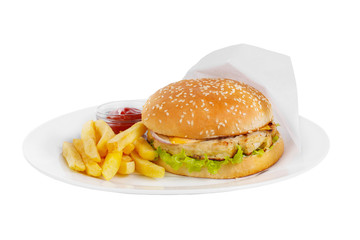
[81,120,97,141]
[134,137,157,160]
[94,126,101,143]
[82,138,101,163]
[107,122,147,153]
[118,161,135,175]
[95,119,112,135]
[122,155,133,162]
[94,120,115,158]
[123,143,135,155]
[81,120,101,162]
[73,139,102,177]
[130,151,164,178]
[102,151,123,180]
[62,142,86,171]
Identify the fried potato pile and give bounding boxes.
[62,120,164,180]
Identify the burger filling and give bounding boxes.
[148,122,280,174]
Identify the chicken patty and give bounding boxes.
[148,123,278,160]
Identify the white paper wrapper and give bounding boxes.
[184,44,301,155]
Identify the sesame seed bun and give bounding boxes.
[142,78,273,139]
[156,137,284,179]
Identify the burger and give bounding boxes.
[141,78,284,179]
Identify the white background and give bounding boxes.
[1,1,359,239]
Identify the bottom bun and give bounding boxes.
[156,137,284,179]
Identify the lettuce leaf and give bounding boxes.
[184,156,206,173]
[252,148,265,157]
[272,135,279,144]
[204,154,223,174]
[230,145,244,164]
[156,145,246,175]
[269,134,280,150]
[148,139,155,148]
[157,147,183,170]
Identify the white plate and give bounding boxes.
[23,105,329,195]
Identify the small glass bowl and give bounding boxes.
[96,100,144,134]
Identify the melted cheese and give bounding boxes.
[169,137,200,144]
[259,125,272,131]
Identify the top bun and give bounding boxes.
[142,78,273,139]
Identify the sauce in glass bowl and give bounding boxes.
[96,101,143,134]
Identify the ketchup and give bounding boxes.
[106,107,142,133]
